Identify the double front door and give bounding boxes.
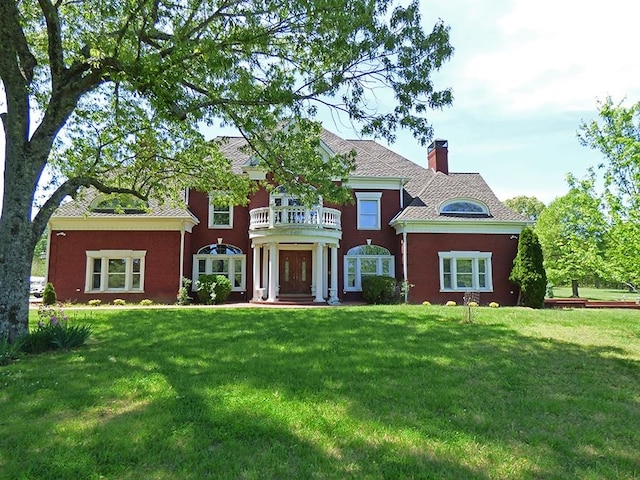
[279,250,312,295]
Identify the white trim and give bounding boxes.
[392,220,528,235]
[346,177,405,190]
[356,191,382,230]
[438,251,493,292]
[192,253,247,292]
[85,250,147,293]
[343,254,395,292]
[438,198,489,215]
[50,216,198,232]
[208,203,234,229]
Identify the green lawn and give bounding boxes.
[551,286,639,302]
[1,305,639,479]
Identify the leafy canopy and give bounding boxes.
[535,173,608,286]
[578,98,640,288]
[4,0,454,218]
[504,195,546,222]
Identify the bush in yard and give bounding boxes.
[21,305,92,353]
[176,277,192,305]
[42,282,57,306]
[510,227,547,308]
[88,299,102,307]
[139,299,154,306]
[113,299,126,306]
[196,275,232,305]
[362,275,397,304]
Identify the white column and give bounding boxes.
[314,242,325,302]
[252,244,261,301]
[267,243,277,302]
[328,244,340,305]
[262,244,268,299]
[323,244,329,298]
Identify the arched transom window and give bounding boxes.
[193,243,246,291]
[439,199,489,216]
[344,244,395,291]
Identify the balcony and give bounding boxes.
[249,205,341,231]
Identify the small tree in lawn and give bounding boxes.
[510,227,547,308]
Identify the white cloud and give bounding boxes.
[456,0,640,112]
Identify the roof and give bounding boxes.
[50,189,198,226]
[215,128,528,224]
[51,128,528,226]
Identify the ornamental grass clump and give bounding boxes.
[21,305,92,353]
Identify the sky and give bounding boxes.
[383,0,640,203]
[2,0,640,208]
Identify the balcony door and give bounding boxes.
[279,250,312,295]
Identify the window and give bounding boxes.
[85,250,146,293]
[90,194,148,214]
[208,203,233,228]
[344,244,394,291]
[439,199,489,216]
[356,192,382,230]
[193,244,246,291]
[438,251,493,292]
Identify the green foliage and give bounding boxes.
[579,97,640,288]
[196,275,232,305]
[42,282,57,306]
[112,299,126,306]
[139,299,154,306]
[88,299,102,307]
[176,277,192,306]
[504,195,546,222]
[535,174,608,286]
[361,275,397,304]
[510,227,547,308]
[21,305,92,353]
[0,334,24,366]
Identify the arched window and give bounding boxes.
[90,194,148,214]
[439,199,489,216]
[193,244,246,291]
[344,244,395,291]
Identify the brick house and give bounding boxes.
[46,128,530,305]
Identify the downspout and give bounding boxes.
[179,224,186,290]
[45,224,52,283]
[402,224,408,303]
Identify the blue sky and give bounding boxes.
[2,0,639,208]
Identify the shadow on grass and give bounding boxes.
[2,306,639,479]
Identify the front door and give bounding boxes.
[279,250,312,295]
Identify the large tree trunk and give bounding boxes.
[0,138,44,342]
[0,227,34,342]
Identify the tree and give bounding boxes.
[0,1,454,341]
[509,227,546,308]
[504,195,546,222]
[535,174,608,293]
[579,98,640,289]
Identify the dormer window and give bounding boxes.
[439,199,489,217]
[90,194,148,214]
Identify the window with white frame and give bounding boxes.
[439,199,489,217]
[85,250,146,293]
[438,251,493,292]
[356,192,382,230]
[208,202,233,228]
[193,244,246,291]
[344,244,394,291]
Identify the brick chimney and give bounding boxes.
[427,139,448,174]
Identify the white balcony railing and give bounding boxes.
[249,205,341,230]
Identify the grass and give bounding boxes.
[552,286,639,302]
[1,305,639,479]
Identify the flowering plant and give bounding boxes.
[23,304,92,353]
